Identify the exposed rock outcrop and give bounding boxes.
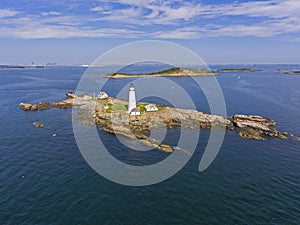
[33,121,44,128]
[19,103,32,111]
[37,102,52,110]
[228,115,287,140]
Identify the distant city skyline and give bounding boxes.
[0,0,300,64]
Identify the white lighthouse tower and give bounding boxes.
[128,83,136,113]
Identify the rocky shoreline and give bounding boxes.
[20,94,299,152]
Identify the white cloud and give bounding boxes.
[91,1,201,25]
[205,25,281,38]
[41,11,61,16]
[91,0,300,25]
[0,9,18,18]
[0,25,144,39]
[151,27,203,39]
[150,24,282,39]
[1,0,300,39]
[90,6,112,14]
[93,0,300,38]
[204,0,300,19]
[0,13,144,39]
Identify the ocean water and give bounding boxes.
[0,65,300,224]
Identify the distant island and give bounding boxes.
[218,68,261,73]
[107,67,217,78]
[0,65,45,69]
[284,71,300,75]
[0,65,25,69]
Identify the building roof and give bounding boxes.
[129,83,135,90]
[131,107,140,112]
[145,104,158,110]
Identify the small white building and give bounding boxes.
[104,105,109,110]
[98,91,108,99]
[144,104,158,112]
[130,107,140,116]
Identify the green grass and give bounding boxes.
[136,103,146,114]
[98,99,108,104]
[112,104,126,111]
[149,67,181,75]
[106,103,127,113]
[105,102,165,114]
[137,103,153,114]
[140,107,146,114]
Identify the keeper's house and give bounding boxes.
[144,104,158,112]
[130,107,140,116]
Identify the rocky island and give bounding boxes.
[108,67,216,78]
[218,68,260,73]
[0,65,25,69]
[284,71,300,75]
[20,88,299,153]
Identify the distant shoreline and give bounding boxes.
[0,65,25,70]
[0,65,45,70]
[284,71,300,75]
[217,68,261,73]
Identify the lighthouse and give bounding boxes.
[128,83,136,113]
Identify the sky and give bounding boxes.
[0,0,300,65]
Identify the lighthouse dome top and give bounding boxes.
[129,83,135,90]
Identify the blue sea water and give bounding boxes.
[0,65,300,224]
